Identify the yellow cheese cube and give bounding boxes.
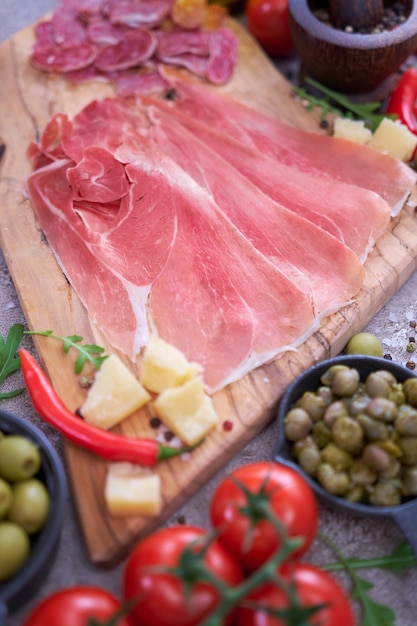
[140,335,203,394]
[104,464,161,517]
[333,117,372,145]
[367,117,417,162]
[80,354,151,429]
[153,377,218,446]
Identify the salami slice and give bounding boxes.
[87,19,134,45]
[116,70,170,97]
[207,27,238,85]
[51,2,87,47]
[156,28,211,58]
[31,41,97,73]
[109,0,173,27]
[94,29,157,71]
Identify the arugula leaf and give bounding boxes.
[319,534,413,626]
[323,540,416,575]
[351,575,396,626]
[0,323,25,399]
[293,77,396,132]
[25,330,108,374]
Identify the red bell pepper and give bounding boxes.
[20,348,195,466]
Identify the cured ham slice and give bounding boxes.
[25,160,151,354]
[144,98,391,262]
[126,160,316,390]
[159,73,417,215]
[147,108,365,317]
[66,146,131,202]
[26,112,317,392]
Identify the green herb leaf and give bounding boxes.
[0,323,25,399]
[323,540,416,575]
[352,575,396,626]
[320,533,402,626]
[293,77,397,132]
[24,330,108,373]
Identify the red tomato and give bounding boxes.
[123,525,243,626]
[245,0,295,57]
[210,462,318,573]
[22,586,135,626]
[235,563,356,626]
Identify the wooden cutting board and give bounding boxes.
[1,15,417,567]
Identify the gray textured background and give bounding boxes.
[1,2,417,624]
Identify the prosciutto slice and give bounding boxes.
[126,160,317,390]
[159,73,417,215]
[144,98,391,262]
[147,107,365,317]
[25,160,152,354]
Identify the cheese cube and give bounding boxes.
[333,117,372,145]
[140,335,203,394]
[367,117,417,162]
[80,354,151,429]
[104,464,161,517]
[153,377,218,446]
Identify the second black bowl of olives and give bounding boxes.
[275,355,417,558]
[0,409,67,623]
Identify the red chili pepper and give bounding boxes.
[386,67,417,135]
[20,348,193,467]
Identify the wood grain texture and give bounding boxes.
[1,16,417,566]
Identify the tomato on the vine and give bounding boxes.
[245,0,295,57]
[235,562,356,625]
[123,524,243,626]
[22,586,135,626]
[210,462,318,573]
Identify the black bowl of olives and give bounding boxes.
[0,409,67,623]
[275,355,417,558]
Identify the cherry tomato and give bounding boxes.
[22,586,135,626]
[123,524,243,626]
[245,0,295,57]
[235,562,356,625]
[210,462,318,573]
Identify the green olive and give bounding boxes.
[403,378,417,407]
[345,332,384,357]
[323,400,348,426]
[317,463,350,495]
[0,521,30,582]
[8,478,50,534]
[0,435,41,482]
[284,408,313,441]
[332,416,364,454]
[368,481,402,507]
[293,437,321,476]
[331,368,360,397]
[0,478,13,520]
[366,372,392,398]
[295,391,327,421]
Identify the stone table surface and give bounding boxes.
[1,2,417,625]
